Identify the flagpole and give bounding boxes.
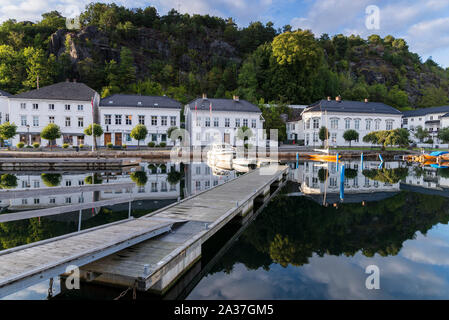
[91,96,95,152]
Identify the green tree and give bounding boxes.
[414,126,429,143]
[40,123,61,149]
[438,127,449,143]
[84,124,104,150]
[130,171,148,187]
[130,124,148,147]
[0,122,17,149]
[236,125,253,147]
[319,126,329,147]
[418,86,449,108]
[0,174,17,189]
[343,129,359,147]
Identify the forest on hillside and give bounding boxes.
[0,2,448,111]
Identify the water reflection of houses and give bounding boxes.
[288,161,403,204]
[185,162,236,197]
[1,162,181,212]
[400,165,449,197]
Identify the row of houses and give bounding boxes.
[1,81,449,148]
[0,81,265,148]
[287,96,449,147]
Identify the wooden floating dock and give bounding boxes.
[0,164,288,297]
[0,158,141,170]
[79,164,288,294]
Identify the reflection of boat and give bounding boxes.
[206,158,233,176]
[308,154,340,162]
[206,144,236,163]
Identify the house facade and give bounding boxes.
[7,81,99,147]
[99,94,181,146]
[184,95,264,147]
[402,105,449,147]
[301,97,402,147]
[0,89,10,125]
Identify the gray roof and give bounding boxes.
[442,112,449,118]
[100,94,181,109]
[187,98,261,113]
[0,89,11,96]
[9,82,97,101]
[402,105,449,117]
[304,100,402,115]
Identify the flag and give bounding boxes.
[195,101,198,124]
[209,101,212,121]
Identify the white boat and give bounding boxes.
[206,143,236,163]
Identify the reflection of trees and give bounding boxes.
[209,191,449,273]
[167,170,182,185]
[344,168,358,179]
[0,174,17,189]
[318,168,328,182]
[84,174,103,185]
[130,171,148,186]
[41,173,62,187]
[362,167,408,184]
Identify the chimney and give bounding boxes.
[364,98,369,103]
[233,95,239,101]
[335,95,341,102]
[202,93,207,99]
[327,96,331,101]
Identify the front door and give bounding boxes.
[224,133,230,144]
[115,133,122,146]
[104,133,111,146]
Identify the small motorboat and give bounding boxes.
[206,143,236,163]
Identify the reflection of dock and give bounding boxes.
[0,165,288,298]
[0,158,141,170]
[78,165,288,294]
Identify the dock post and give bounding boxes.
[128,201,132,219]
[296,152,299,169]
[336,153,339,171]
[340,164,345,201]
[78,209,82,232]
[361,153,364,171]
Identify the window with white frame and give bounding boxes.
[386,120,393,130]
[139,115,145,125]
[170,116,176,126]
[354,119,360,130]
[78,117,84,127]
[21,115,27,126]
[313,118,319,129]
[65,104,70,111]
[243,119,248,127]
[32,103,39,110]
[366,119,372,130]
[125,115,132,125]
[20,103,26,110]
[205,117,210,127]
[213,117,219,127]
[65,117,71,127]
[375,119,381,130]
[345,118,351,129]
[151,116,157,126]
[196,117,201,127]
[330,118,338,129]
[331,132,337,143]
[115,115,122,125]
[49,116,55,124]
[48,104,55,110]
[251,119,257,128]
[306,119,311,129]
[77,105,83,111]
[161,116,167,126]
[33,116,39,127]
[105,115,111,125]
[235,118,240,127]
[225,118,230,127]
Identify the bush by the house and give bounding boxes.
[148,142,155,147]
[159,142,166,147]
[107,142,113,149]
[16,142,24,148]
[62,143,69,149]
[32,143,40,148]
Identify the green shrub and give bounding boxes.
[79,144,84,148]
[107,142,113,149]
[147,142,155,147]
[159,142,167,147]
[16,142,25,149]
[25,145,33,149]
[122,144,127,149]
[62,143,69,149]
[32,143,40,148]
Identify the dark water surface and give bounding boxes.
[1,160,449,299]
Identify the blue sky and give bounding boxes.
[1,0,449,67]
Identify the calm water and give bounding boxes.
[1,159,449,299]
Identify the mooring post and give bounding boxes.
[128,201,132,219]
[340,164,345,201]
[360,152,364,171]
[78,209,82,232]
[336,153,339,171]
[296,152,299,169]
